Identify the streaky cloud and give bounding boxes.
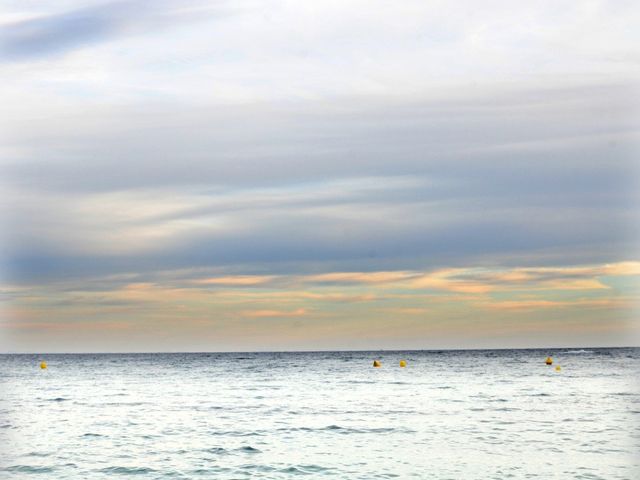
[0,0,232,61]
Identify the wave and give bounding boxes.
[236,446,261,453]
[280,465,325,474]
[203,447,227,455]
[275,425,414,435]
[270,464,332,475]
[210,430,266,437]
[3,465,54,473]
[99,466,156,474]
[23,452,50,457]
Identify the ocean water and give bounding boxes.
[1,349,638,479]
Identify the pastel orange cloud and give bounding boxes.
[537,279,609,290]
[480,298,627,312]
[124,282,156,290]
[243,308,308,318]
[409,268,494,294]
[409,266,613,293]
[602,262,640,276]
[303,271,417,284]
[193,275,276,286]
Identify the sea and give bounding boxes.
[0,348,638,479]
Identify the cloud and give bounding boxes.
[602,262,640,276]
[192,275,277,286]
[0,0,233,61]
[1,0,639,351]
[3,260,638,351]
[429,267,612,292]
[479,298,629,312]
[3,118,638,282]
[408,269,494,294]
[302,271,418,285]
[242,308,307,318]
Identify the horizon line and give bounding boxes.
[2,345,638,355]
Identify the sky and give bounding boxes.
[1,0,639,352]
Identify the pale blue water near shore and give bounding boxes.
[1,349,639,479]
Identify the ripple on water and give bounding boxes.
[3,465,55,474]
[296,464,331,473]
[236,446,261,453]
[99,466,157,475]
[203,447,227,455]
[278,425,413,435]
[23,452,51,457]
[210,429,266,437]
[280,466,305,474]
[238,464,277,473]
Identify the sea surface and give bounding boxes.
[1,349,639,479]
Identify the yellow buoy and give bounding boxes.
[545,356,553,365]
[373,360,381,367]
[555,365,561,372]
[40,361,47,369]
[399,360,407,367]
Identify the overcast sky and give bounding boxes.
[1,0,639,352]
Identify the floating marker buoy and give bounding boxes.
[399,360,407,367]
[545,356,553,365]
[40,361,47,369]
[555,365,561,372]
[373,360,381,368]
